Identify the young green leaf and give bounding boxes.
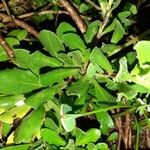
[40,68,78,86]
[96,111,114,135]
[96,143,109,150]
[39,30,65,56]
[98,0,108,17]
[75,128,101,146]
[111,20,125,44]
[56,22,76,38]
[14,106,45,143]
[134,41,150,68]
[41,128,66,146]
[93,79,116,103]
[84,20,101,43]
[90,47,113,74]
[63,33,86,52]
[0,69,42,94]
[114,57,130,82]
[60,104,76,132]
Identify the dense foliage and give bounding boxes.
[0,0,150,149]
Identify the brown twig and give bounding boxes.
[0,32,14,60]
[58,0,87,33]
[85,0,101,10]
[0,13,39,38]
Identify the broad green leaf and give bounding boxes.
[84,20,101,43]
[2,123,11,137]
[0,144,30,150]
[130,4,137,14]
[75,128,101,146]
[56,22,76,38]
[68,50,84,67]
[0,95,24,109]
[107,132,118,141]
[67,76,89,105]
[0,69,42,94]
[103,19,116,35]
[96,111,114,135]
[41,128,66,146]
[8,29,28,41]
[118,82,137,100]
[63,33,86,52]
[131,84,149,94]
[0,105,30,123]
[57,53,75,67]
[5,37,20,48]
[86,63,97,79]
[26,82,66,109]
[96,143,109,150]
[86,143,97,150]
[44,118,59,133]
[79,3,89,13]
[40,68,78,86]
[39,30,65,56]
[131,65,150,90]
[90,47,113,74]
[114,57,130,82]
[14,106,45,143]
[134,41,150,68]
[126,51,136,65]
[14,49,30,68]
[93,79,116,103]
[60,104,76,132]
[29,51,63,74]
[111,20,125,44]
[101,44,119,54]
[118,11,130,23]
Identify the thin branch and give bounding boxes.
[0,13,39,38]
[85,0,101,10]
[58,0,87,33]
[94,10,111,45]
[0,32,14,60]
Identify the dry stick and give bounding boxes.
[58,0,87,33]
[124,113,131,149]
[0,13,39,38]
[85,0,101,10]
[0,33,14,60]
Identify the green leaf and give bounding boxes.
[40,68,78,86]
[8,29,28,41]
[0,69,42,94]
[86,143,97,150]
[41,128,66,146]
[39,30,65,56]
[118,82,137,100]
[114,57,130,82]
[60,104,76,132]
[0,105,30,123]
[26,82,66,109]
[63,33,86,52]
[96,111,114,135]
[134,41,150,68]
[56,22,76,38]
[90,47,113,74]
[101,44,119,54]
[14,106,45,143]
[107,132,118,141]
[84,20,101,43]
[5,37,20,48]
[96,143,109,150]
[0,95,24,109]
[75,128,101,146]
[79,3,89,13]
[29,51,63,74]
[93,79,116,103]
[2,123,11,137]
[0,144,30,150]
[111,20,125,44]
[44,118,59,133]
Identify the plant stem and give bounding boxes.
[73,105,131,118]
[108,28,150,57]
